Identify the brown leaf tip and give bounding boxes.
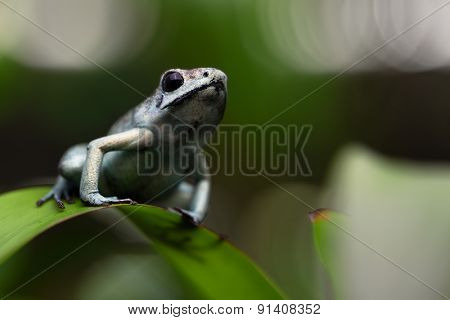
[308,208,330,223]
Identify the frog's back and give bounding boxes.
[108,93,162,135]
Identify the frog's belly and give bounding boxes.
[100,150,186,203]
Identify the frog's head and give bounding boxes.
[155,67,227,129]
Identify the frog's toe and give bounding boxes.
[83,193,137,206]
[107,197,137,205]
[36,191,53,207]
[36,190,65,209]
[53,191,66,209]
[168,207,200,226]
[55,199,65,209]
[81,192,106,206]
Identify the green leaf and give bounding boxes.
[123,205,284,299]
[76,254,189,299]
[0,187,101,265]
[0,187,284,299]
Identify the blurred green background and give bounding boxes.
[0,0,449,299]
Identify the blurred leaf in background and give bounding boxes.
[319,146,450,299]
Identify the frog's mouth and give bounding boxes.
[163,81,225,109]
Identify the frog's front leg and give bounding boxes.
[80,128,153,206]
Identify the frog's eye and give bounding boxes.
[162,71,184,92]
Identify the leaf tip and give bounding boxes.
[308,208,331,223]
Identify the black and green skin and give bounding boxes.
[37,68,227,223]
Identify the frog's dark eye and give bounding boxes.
[162,71,184,92]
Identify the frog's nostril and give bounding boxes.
[203,71,209,77]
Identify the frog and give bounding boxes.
[36,68,227,224]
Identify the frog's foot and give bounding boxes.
[168,207,200,226]
[36,176,75,209]
[81,192,137,207]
